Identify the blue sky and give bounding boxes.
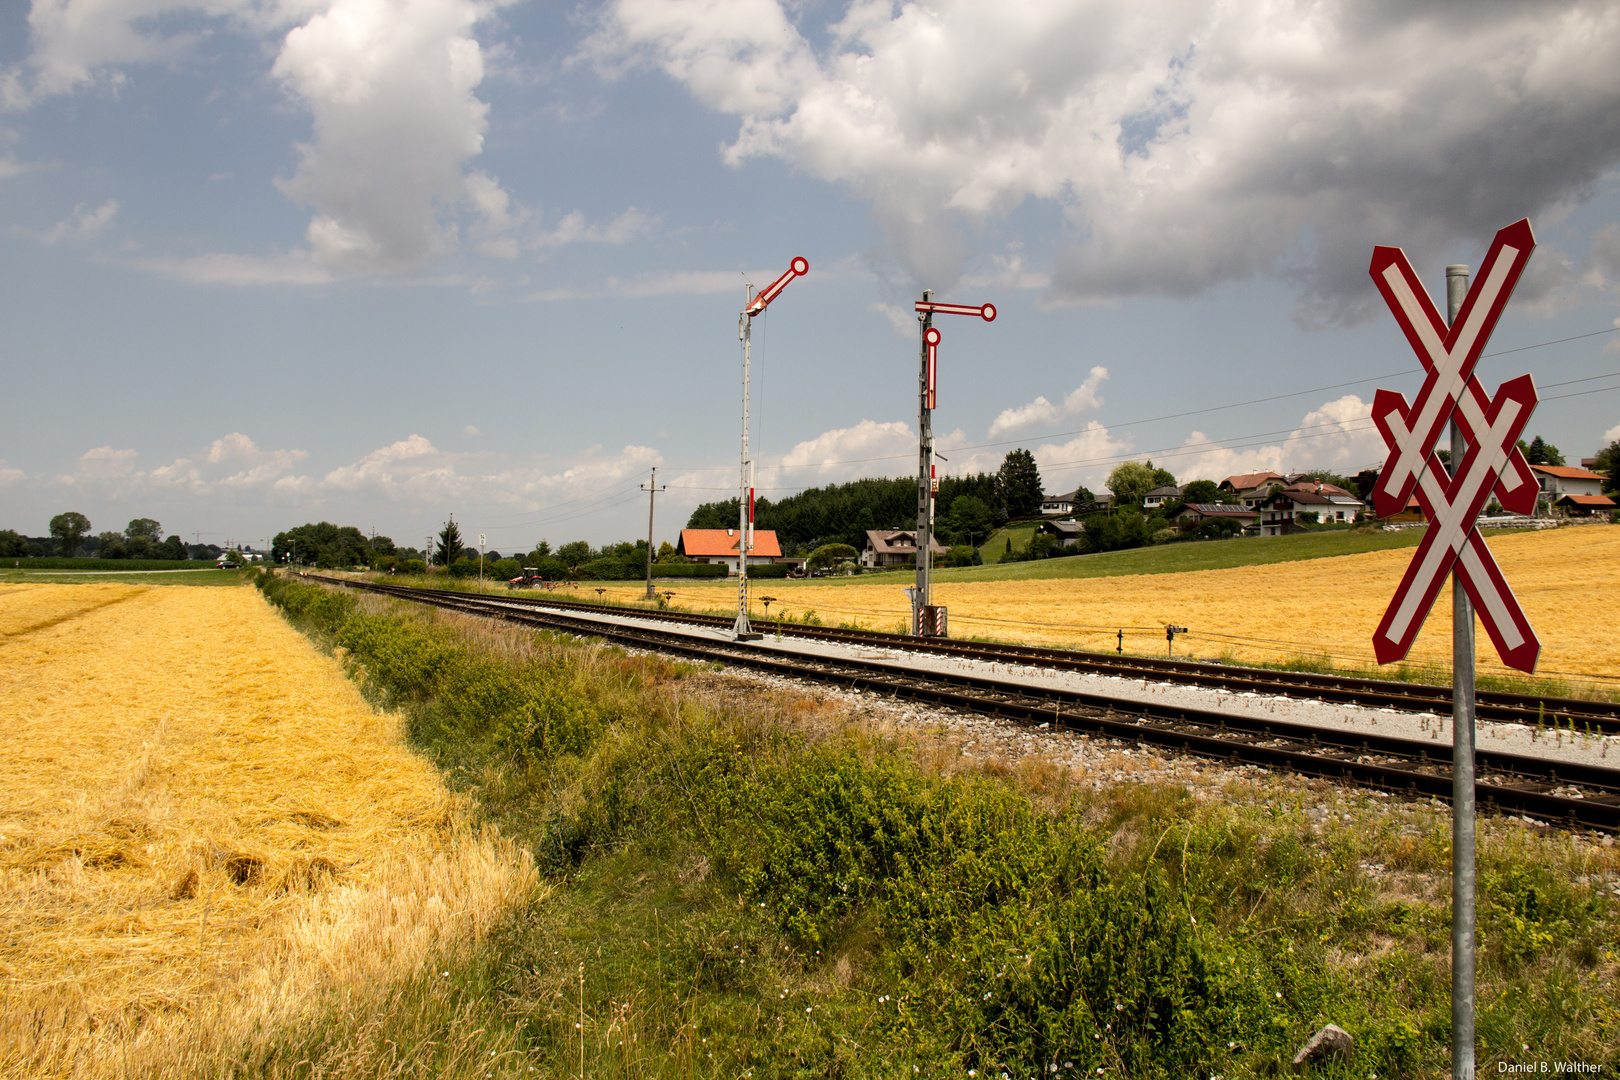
[3,0,1618,554]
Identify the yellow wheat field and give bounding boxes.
[0,583,537,1078]
[590,526,1619,684]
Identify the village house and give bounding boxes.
[1040,487,1090,515]
[1175,503,1259,533]
[1036,519,1083,548]
[676,528,783,575]
[1219,471,1287,508]
[1255,483,1364,535]
[1530,464,1607,500]
[860,529,949,569]
[1555,494,1617,517]
[1142,485,1183,511]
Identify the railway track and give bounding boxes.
[312,575,1620,832]
[335,578,1620,735]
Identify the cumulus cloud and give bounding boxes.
[60,445,138,485]
[43,199,118,243]
[272,0,502,272]
[1589,224,1620,290]
[595,0,1620,321]
[0,460,25,488]
[987,366,1109,439]
[147,432,311,495]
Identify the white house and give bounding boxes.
[1142,485,1183,511]
[676,528,783,575]
[1530,465,1606,499]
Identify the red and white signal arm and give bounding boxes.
[924,327,941,409]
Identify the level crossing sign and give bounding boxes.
[1369,219,1541,673]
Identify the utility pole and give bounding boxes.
[909,292,996,636]
[733,256,808,640]
[641,467,666,600]
[479,532,486,593]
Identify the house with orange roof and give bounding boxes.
[676,528,783,575]
[1530,464,1607,500]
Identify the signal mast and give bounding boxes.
[909,291,996,636]
[733,256,808,640]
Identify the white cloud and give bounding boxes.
[1589,224,1620,290]
[539,207,657,249]
[596,0,1620,321]
[272,0,501,273]
[59,445,137,485]
[526,268,753,302]
[868,302,916,338]
[987,366,1108,439]
[0,460,24,488]
[1605,421,1620,444]
[0,155,27,179]
[766,419,917,486]
[43,199,118,243]
[147,432,311,495]
[1022,422,1134,496]
[463,424,481,437]
[134,251,334,285]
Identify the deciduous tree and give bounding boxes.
[1105,462,1157,509]
[49,512,91,557]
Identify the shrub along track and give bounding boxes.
[314,575,1620,833]
[348,579,1620,734]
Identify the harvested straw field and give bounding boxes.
[597,525,1620,685]
[0,583,536,1078]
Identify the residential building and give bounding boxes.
[1175,503,1258,532]
[1142,485,1183,511]
[1219,471,1287,507]
[676,528,783,575]
[859,529,949,568]
[1530,464,1607,500]
[1037,519,1083,547]
[1040,487,1090,515]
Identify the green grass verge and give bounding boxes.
[0,567,255,586]
[242,571,1620,1078]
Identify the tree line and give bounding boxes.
[1,512,202,560]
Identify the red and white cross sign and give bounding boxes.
[1369,219,1542,673]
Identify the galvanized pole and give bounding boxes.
[1446,262,1476,1080]
[734,289,760,639]
[914,290,934,635]
[479,533,485,593]
[642,467,665,600]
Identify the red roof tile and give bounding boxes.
[677,529,783,558]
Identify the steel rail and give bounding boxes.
[313,575,1620,832]
[343,579,1620,734]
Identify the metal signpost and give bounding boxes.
[1367,218,1541,1080]
[733,256,808,641]
[909,293,996,636]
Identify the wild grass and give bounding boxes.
[0,582,535,1079]
[0,567,252,587]
[220,572,1620,1077]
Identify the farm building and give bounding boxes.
[860,529,949,569]
[1555,494,1617,517]
[676,528,783,575]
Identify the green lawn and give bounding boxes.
[935,526,1430,582]
[0,567,254,587]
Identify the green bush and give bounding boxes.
[745,562,792,578]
